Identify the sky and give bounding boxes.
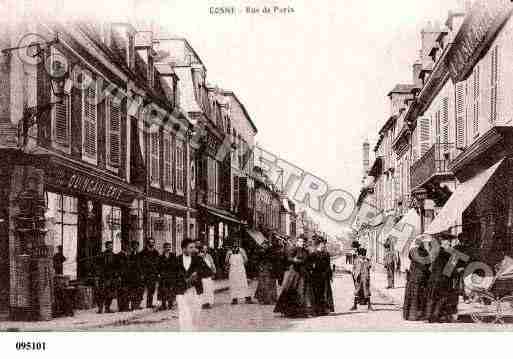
[22,0,459,236]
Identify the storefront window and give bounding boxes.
[150,212,164,253]
[102,205,122,253]
[163,214,173,254]
[47,192,78,279]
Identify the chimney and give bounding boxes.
[412,59,423,88]
[135,30,155,88]
[110,23,136,70]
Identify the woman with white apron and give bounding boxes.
[199,245,216,309]
[226,242,253,304]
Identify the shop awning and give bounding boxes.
[425,158,505,235]
[202,204,245,225]
[246,229,267,246]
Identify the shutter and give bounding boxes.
[441,97,449,152]
[491,45,499,124]
[419,117,431,156]
[83,81,97,158]
[473,65,480,137]
[163,135,171,188]
[150,131,159,184]
[482,55,491,126]
[108,98,121,167]
[54,96,69,145]
[455,82,466,149]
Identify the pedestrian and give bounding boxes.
[175,238,206,331]
[425,235,460,323]
[127,240,143,310]
[350,247,372,311]
[274,237,316,318]
[140,238,160,308]
[53,245,66,275]
[311,237,335,316]
[226,239,253,304]
[116,243,130,312]
[403,237,430,321]
[95,241,118,314]
[254,239,279,305]
[384,243,396,289]
[158,242,178,311]
[199,244,216,309]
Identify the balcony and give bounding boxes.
[410,143,455,190]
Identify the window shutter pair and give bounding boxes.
[107,97,121,167]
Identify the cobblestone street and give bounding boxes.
[93,272,513,331]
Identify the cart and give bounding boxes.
[465,256,513,324]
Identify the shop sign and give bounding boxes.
[47,167,135,203]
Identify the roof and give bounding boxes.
[174,67,202,113]
[387,84,417,97]
[222,90,258,134]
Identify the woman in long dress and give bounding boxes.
[425,238,459,323]
[311,237,335,316]
[226,242,253,305]
[255,240,279,305]
[350,247,372,311]
[402,242,430,320]
[274,238,316,318]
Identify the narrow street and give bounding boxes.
[95,271,511,331]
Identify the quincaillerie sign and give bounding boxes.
[46,166,134,203]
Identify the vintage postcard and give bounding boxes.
[1,1,513,349]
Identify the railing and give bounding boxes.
[410,143,455,189]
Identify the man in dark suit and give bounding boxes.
[139,238,160,308]
[116,243,130,312]
[95,241,118,314]
[127,240,144,310]
[158,242,178,310]
[175,238,206,330]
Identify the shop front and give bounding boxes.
[426,127,513,266]
[147,200,187,255]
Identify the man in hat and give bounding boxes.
[127,240,144,310]
[158,242,178,310]
[383,243,396,289]
[351,247,372,311]
[139,238,160,308]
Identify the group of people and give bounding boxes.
[272,236,335,318]
[94,237,217,317]
[403,234,467,323]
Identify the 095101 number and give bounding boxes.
[16,342,46,351]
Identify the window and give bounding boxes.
[207,157,219,206]
[150,129,160,187]
[102,205,122,253]
[106,97,121,169]
[176,138,184,194]
[82,79,98,163]
[189,218,196,240]
[163,214,173,254]
[163,133,173,190]
[418,117,431,157]
[175,217,184,254]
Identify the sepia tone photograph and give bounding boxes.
[1,0,513,341]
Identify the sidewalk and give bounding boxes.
[370,265,406,307]
[0,279,230,331]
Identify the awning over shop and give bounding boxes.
[425,159,505,235]
[246,229,267,246]
[201,204,245,225]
